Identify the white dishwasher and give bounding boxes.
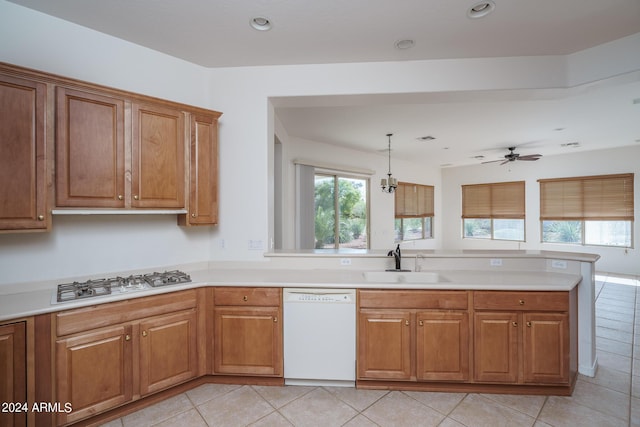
[283,288,356,387]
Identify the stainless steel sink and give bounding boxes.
[363,271,447,284]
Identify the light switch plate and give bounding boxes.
[490,258,503,267]
[551,259,568,269]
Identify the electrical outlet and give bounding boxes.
[551,259,568,269]
[248,239,263,250]
[340,258,352,266]
[490,258,503,267]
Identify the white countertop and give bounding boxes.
[0,267,582,322]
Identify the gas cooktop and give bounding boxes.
[55,270,191,303]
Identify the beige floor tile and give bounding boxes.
[252,385,315,409]
[121,394,193,427]
[341,414,380,427]
[197,385,275,427]
[278,387,358,427]
[578,365,631,394]
[362,391,445,427]
[539,396,628,427]
[448,394,535,427]
[323,386,388,411]
[250,411,294,426]
[597,317,634,333]
[631,396,640,427]
[596,326,633,344]
[568,379,630,421]
[481,393,546,418]
[596,335,633,357]
[152,408,207,427]
[598,349,632,374]
[402,390,466,415]
[632,374,640,397]
[98,419,123,427]
[437,417,467,427]
[533,420,553,427]
[185,382,242,406]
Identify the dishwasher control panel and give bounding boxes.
[284,289,355,303]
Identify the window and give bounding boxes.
[462,181,525,241]
[394,182,434,241]
[539,173,634,247]
[314,174,368,249]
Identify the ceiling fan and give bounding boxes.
[482,147,542,165]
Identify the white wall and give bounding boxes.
[441,145,640,275]
[1,1,639,285]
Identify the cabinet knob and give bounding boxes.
[191,213,196,218]
[125,334,131,341]
[37,215,44,221]
[512,322,518,327]
[133,195,139,200]
[118,195,124,200]
[243,296,248,302]
[519,299,525,305]
[273,316,278,323]
[142,330,148,337]
[405,320,409,326]
[526,321,532,328]
[419,320,424,326]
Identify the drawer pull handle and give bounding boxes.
[125,334,131,341]
[519,299,525,305]
[273,316,278,323]
[142,330,148,337]
[419,320,424,326]
[526,321,532,327]
[243,296,248,302]
[512,322,518,327]
[134,195,139,200]
[405,320,409,326]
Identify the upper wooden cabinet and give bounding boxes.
[56,88,186,209]
[179,113,220,225]
[55,87,126,208]
[0,73,48,231]
[1,62,221,227]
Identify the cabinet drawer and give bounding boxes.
[358,290,468,310]
[214,287,281,306]
[56,290,198,336]
[473,291,569,311]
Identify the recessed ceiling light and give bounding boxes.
[395,39,415,50]
[472,155,485,160]
[467,1,496,19]
[250,17,272,31]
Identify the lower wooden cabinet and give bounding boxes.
[54,291,200,425]
[357,290,470,383]
[473,291,573,386]
[0,322,27,427]
[213,287,283,377]
[56,325,133,424]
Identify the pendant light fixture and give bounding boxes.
[381,133,398,193]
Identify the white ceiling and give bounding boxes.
[9,0,640,167]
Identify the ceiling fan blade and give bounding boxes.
[500,160,511,165]
[481,159,506,164]
[517,154,542,160]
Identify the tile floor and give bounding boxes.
[101,274,640,427]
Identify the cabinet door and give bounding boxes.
[184,113,218,225]
[416,311,469,381]
[139,310,198,395]
[131,103,185,208]
[523,312,569,384]
[473,312,518,383]
[0,75,47,230]
[56,87,125,208]
[357,310,411,380]
[0,322,26,427]
[56,325,133,424]
[214,306,282,376]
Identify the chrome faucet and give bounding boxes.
[387,244,403,271]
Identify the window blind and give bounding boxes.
[539,173,634,221]
[461,181,525,219]
[395,182,434,218]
